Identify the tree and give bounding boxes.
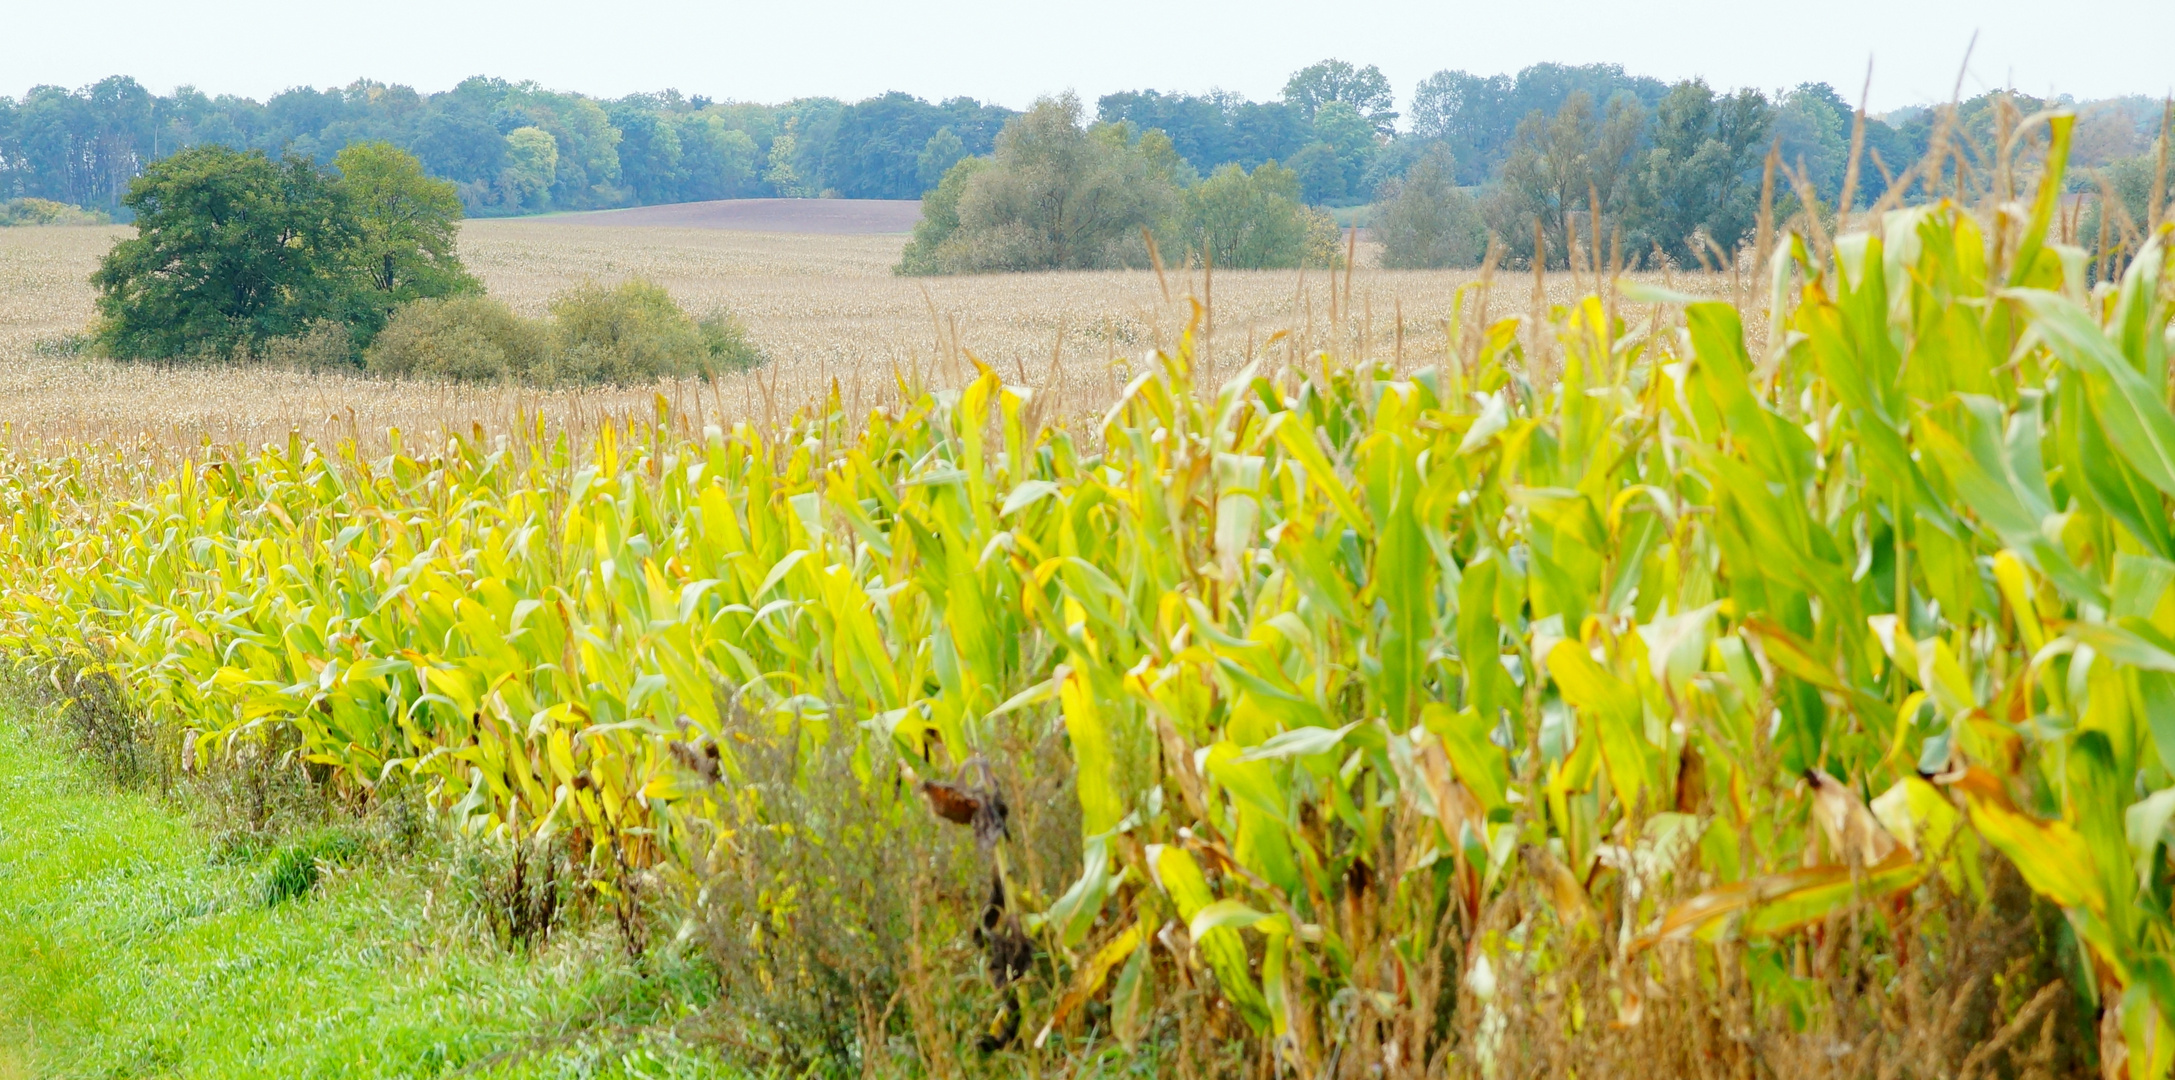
[815,92,952,199]
[92,145,367,360]
[531,94,621,207]
[1177,161,1332,269]
[1288,143,1347,204]
[897,95,1181,275]
[412,109,504,186]
[501,127,559,210]
[1227,100,1310,170]
[764,121,811,197]
[1097,90,1232,172]
[1373,146,1485,269]
[1410,64,1669,186]
[917,127,966,191]
[2080,146,2172,273]
[675,114,758,201]
[1304,102,1379,203]
[897,156,989,274]
[1770,83,1850,202]
[332,141,476,301]
[1282,60,1397,135]
[608,102,684,204]
[1620,80,1772,266]
[1482,91,1645,268]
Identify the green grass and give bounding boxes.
[0,706,737,1079]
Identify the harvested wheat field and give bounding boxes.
[0,219,1727,454]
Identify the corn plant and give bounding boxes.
[2,109,2173,1076]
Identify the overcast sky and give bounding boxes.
[6,0,2171,116]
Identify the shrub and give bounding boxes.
[365,281,760,385]
[364,295,547,382]
[459,835,566,949]
[0,198,111,226]
[247,319,363,371]
[549,279,742,383]
[695,311,763,374]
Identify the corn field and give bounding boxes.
[3,114,2175,1078]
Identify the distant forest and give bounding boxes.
[2,63,2166,222]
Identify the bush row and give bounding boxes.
[362,280,761,384]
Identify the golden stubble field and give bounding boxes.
[0,219,1730,454]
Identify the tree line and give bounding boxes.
[0,76,1015,218]
[9,64,2166,272]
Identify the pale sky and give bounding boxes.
[5,0,2170,116]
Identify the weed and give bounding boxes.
[462,835,568,950]
[260,827,366,907]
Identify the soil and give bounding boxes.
[541,198,923,234]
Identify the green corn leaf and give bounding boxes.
[2011,288,2175,499]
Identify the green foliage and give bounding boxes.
[1292,101,1382,205]
[1175,161,1333,269]
[551,279,755,382]
[332,140,477,301]
[1770,82,1852,199]
[91,142,477,363]
[0,198,110,226]
[1481,89,1645,268]
[1409,64,1671,186]
[897,156,989,275]
[1097,90,1309,179]
[896,95,1182,274]
[1281,58,1398,134]
[246,318,366,371]
[916,126,967,190]
[673,114,760,202]
[1372,146,1486,268]
[362,294,547,381]
[811,92,1014,200]
[0,76,1013,221]
[763,121,812,197]
[364,280,760,384]
[2080,139,2172,272]
[1285,142,1347,204]
[1619,80,1774,265]
[27,97,2175,1078]
[500,125,560,211]
[91,145,372,361]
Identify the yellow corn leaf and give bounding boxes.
[1547,640,1653,813]
[1993,551,2048,652]
[1035,918,1148,1049]
[1151,844,1270,1031]
[1952,767,2105,915]
[1633,852,1927,951]
[1061,666,1123,836]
